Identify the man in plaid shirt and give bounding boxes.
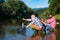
[23,14,43,31]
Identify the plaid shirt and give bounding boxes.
[27,17,43,28]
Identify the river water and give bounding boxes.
[0,26,58,40]
[0,19,60,40]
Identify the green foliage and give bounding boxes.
[48,0,60,15]
[54,14,60,22]
[34,8,48,19]
[2,2,12,15]
[0,0,35,24]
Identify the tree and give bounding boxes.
[0,0,36,24]
[48,0,60,15]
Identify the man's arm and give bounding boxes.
[26,19,35,28]
[26,22,34,28]
[23,18,31,21]
[47,18,53,24]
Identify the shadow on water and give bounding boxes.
[0,19,60,40]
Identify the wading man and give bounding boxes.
[23,14,43,31]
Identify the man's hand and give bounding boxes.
[23,18,26,20]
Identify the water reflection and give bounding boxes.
[28,32,44,40]
[0,26,56,40]
[28,31,56,40]
[43,32,56,40]
[0,29,5,40]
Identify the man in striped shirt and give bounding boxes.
[23,14,43,31]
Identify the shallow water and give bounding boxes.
[0,25,59,40]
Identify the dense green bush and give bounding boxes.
[0,0,36,24]
[54,14,60,22]
[48,0,60,15]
